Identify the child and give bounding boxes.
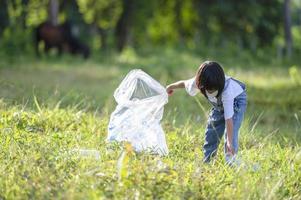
[166,61,247,164]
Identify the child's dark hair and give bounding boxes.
[195,61,225,98]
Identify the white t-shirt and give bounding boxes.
[184,75,244,120]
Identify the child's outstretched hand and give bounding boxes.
[166,81,185,96]
[166,85,174,96]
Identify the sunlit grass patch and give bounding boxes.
[0,104,300,199]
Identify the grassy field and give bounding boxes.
[0,50,301,199]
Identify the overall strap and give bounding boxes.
[230,78,246,91]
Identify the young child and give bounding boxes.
[166,61,247,164]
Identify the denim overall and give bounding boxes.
[203,78,247,163]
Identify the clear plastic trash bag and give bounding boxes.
[107,69,169,155]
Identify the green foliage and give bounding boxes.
[77,0,122,30]
[1,0,301,56]
[26,0,48,27]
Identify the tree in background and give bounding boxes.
[48,0,59,25]
[0,0,300,57]
[284,0,293,58]
[77,0,122,50]
[193,0,282,51]
[0,0,9,36]
[115,0,134,52]
[1,0,33,53]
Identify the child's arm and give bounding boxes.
[166,81,185,96]
[226,118,234,155]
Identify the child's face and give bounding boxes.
[206,89,216,94]
[205,89,218,98]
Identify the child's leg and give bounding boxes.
[203,108,225,163]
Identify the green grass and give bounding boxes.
[0,50,301,199]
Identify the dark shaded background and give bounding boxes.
[0,0,300,59]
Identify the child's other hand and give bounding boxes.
[226,143,234,155]
[166,85,174,96]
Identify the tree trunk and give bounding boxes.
[194,0,211,47]
[21,0,29,28]
[284,0,292,58]
[115,0,134,52]
[299,6,301,36]
[48,0,59,25]
[175,0,184,47]
[0,0,9,35]
[99,27,107,50]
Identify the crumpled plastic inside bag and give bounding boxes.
[107,69,169,155]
